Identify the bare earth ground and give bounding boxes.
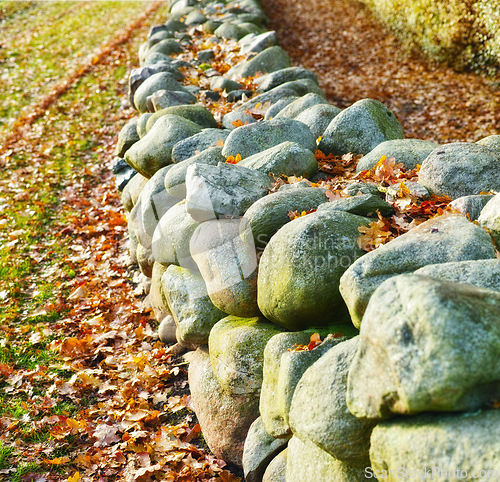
[263,0,500,143]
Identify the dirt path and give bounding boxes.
[263,0,500,143]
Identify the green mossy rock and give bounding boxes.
[146,105,217,132]
[257,210,369,330]
[275,93,328,119]
[133,72,187,113]
[340,215,496,328]
[370,410,500,480]
[171,127,228,164]
[136,112,153,138]
[316,194,394,217]
[255,67,319,93]
[356,138,439,172]
[295,103,342,140]
[208,315,283,395]
[125,115,202,178]
[243,187,329,248]
[318,98,404,156]
[227,46,291,79]
[347,274,500,418]
[115,118,140,157]
[162,265,226,346]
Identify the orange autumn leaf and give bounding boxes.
[216,139,225,147]
[288,209,317,220]
[68,474,82,482]
[290,333,322,352]
[43,456,70,465]
[226,153,242,164]
[232,119,244,128]
[358,212,395,252]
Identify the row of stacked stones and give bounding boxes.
[113,0,500,480]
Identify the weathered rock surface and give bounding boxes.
[477,134,500,151]
[418,143,500,199]
[240,31,278,54]
[340,215,496,327]
[188,347,260,466]
[115,118,140,157]
[370,409,500,481]
[318,98,404,156]
[238,141,318,178]
[149,89,197,111]
[148,262,170,321]
[317,194,394,217]
[158,314,177,344]
[113,158,137,193]
[289,337,376,467]
[275,93,328,119]
[227,46,291,79]
[171,128,229,163]
[242,417,289,482]
[478,192,500,247]
[133,72,188,113]
[146,105,217,132]
[258,210,368,330]
[255,66,318,93]
[449,194,495,221]
[347,274,500,418]
[356,138,439,172]
[295,103,342,139]
[185,162,272,222]
[120,173,148,212]
[222,118,316,159]
[125,115,202,178]
[209,316,283,394]
[262,448,287,482]
[190,218,260,317]
[243,187,329,248]
[162,265,226,345]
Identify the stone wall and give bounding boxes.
[113,0,500,480]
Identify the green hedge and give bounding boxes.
[358,0,500,75]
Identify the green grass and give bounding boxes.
[0,441,15,470]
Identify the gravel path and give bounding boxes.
[263,0,500,144]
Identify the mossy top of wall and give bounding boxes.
[358,0,500,75]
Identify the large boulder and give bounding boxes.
[340,215,496,327]
[318,99,404,156]
[149,89,197,111]
[478,193,500,247]
[115,118,140,157]
[418,143,500,199]
[222,118,316,160]
[227,46,291,79]
[171,128,230,163]
[190,218,260,317]
[255,67,319,93]
[185,162,273,222]
[209,316,283,395]
[133,72,188,113]
[238,141,318,178]
[347,274,500,419]
[124,115,202,178]
[317,194,394,217]
[415,259,500,292]
[240,31,278,54]
[188,347,260,467]
[243,187,329,248]
[145,105,217,132]
[275,93,328,119]
[370,410,500,480]
[286,436,368,482]
[289,337,376,467]
[356,138,439,172]
[295,104,342,140]
[162,265,226,346]
[242,417,289,482]
[258,210,369,330]
[151,202,200,271]
[448,194,494,221]
[164,147,226,200]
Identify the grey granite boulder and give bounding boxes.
[124,115,202,178]
[162,265,226,346]
[115,118,140,157]
[295,103,342,140]
[151,202,200,271]
[418,143,500,199]
[449,194,495,220]
[120,173,148,212]
[133,72,188,113]
[136,112,153,138]
[275,93,328,119]
[146,38,183,57]
[171,128,229,163]
[257,210,369,330]
[149,89,196,111]
[145,105,217,132]
[238,141,318,178]
[261,332,354,439]
[188,347,260,467]
[222,111,257,130]
[222,118,316,159]
[340,215,496,327]
[243,417,289,482]
[190,218,260,317]
[286,436,368,482]
[262,448,287,482]
[478,193,500,247]
[370,410,500,481]
[228,46,291,79]
[214,22,248,40]
[240,31,278,54]
[148,262,170,321]
[415,259,500,292]
[185,162,273,222]
[356,138,439,172]
[263,96,299,120]
[209,316,283,395]
[164,147,226,200]
[158,314,177,344]
[234,87,298,116]
[318,99,404,156]
[347,274,500,418]
[243,187,329,248]
[317,194,394,217]
[289,337,376,467]
[255,66,319,93]
[476,134,500,151]
[210,76,244,93]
